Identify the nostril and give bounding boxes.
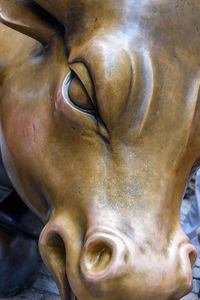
[45,232,66,263]
[181,243,197,268]
[80,232,129,283]
[188,248,197,266]
[47,231,64,247]
[39,226,70,300]
[84,241,113,274]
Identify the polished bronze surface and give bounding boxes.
[0,1,200,299]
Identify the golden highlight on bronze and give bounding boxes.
[0,1,200,299]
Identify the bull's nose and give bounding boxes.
[186,244,197,267]
[80,230,129,283]
[175,242,197,296]
[180,242,197,272]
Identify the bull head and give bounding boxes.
[0,0,200,299]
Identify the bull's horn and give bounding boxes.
[0,0,63,45]
[34,0,68,25]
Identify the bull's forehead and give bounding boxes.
[35,0,200,45]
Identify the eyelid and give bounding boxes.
[62,72,94,115]
[69,62,95,106]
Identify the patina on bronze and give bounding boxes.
[0,1,200,299]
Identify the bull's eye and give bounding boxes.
[62,71,95,114]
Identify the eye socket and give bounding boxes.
[62,71,96,114]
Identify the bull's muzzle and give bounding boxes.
[39,218,197,300]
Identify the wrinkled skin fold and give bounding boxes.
[0,0,200,299]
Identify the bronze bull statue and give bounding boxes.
[0,0,200,299]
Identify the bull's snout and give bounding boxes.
[39,219,198,300]
[80,228,197,297]
[80,230,129,283]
